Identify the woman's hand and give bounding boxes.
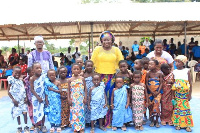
[13,99,18,107]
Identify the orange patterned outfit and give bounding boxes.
[60,83,70,127]
[140,69,147,113]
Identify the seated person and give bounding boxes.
[136,50,143,59]
[0,65,13,79]
[142,48,149,57]
[17,58,27,76]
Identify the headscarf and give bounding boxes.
[100,31,115,43]
[175,55,187,65]
[34,36,44,43]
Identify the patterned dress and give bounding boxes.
[70,79,85,131]
[84,76,94,123]
[131,85,145,126]
[148,77,162,117]
[161,73,174,123]
[90,82,107,120]
[44,78,61,125]
[24,76,34,124]
[172,68,194,128]
[60,83,70,127]
[8,76,27,119]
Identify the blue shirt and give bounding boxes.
[65,65,72,78]
[192,46,200,58]
[132,44,139,52]
[136,54,143,59]
[5,69,13,76]
[71,59,75,63]
[163,44,169,51]
[149,44,154,52]
[127,60,134,67]
[122,50,128,59]
[180,44,189,55]
[142,53,148,57]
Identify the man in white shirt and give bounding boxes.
[73,47,81,59]
[143,38,150,49]
[66,47,72,61]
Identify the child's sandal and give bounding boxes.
[112,127,117,131]
[139,126,144,131]
[175,126,181,130]
[155,122,160,128]
[99,126,106,131]
[135,126,140,130]
[90,128,95,133]
[121,125,127,131]
[186,127,192,132]
[56,127,62,133]
[150,121,154,127]
[50,127,55,133]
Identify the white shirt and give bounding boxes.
[173,68,189,80]
[147,50,174,64]
[65,52,72,61]
[143,41,150,48]
[73,51,81,58]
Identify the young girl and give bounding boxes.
[24,67,34,129]
[134,59,148,123]
[68,63,87,133]
[111,77,132,131]
[8,66,29,133]
[30,62,47,133]
[116,60,133,86]
[88,74,108,133]
[45,69,62,132]
[58,66,70,129]
[160,63,174,126]
[130,70,148,131]
[83,60,94,125]
[146,59,163,128]
[141,57,150,71]
[172,55,193,132]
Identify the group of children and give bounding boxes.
[7,55,194,133]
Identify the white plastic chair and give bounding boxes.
[188,60,198,83]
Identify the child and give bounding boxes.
[66,61,72,78]
[88,74,108,133]
[116,60,133,86]
[134,59,148,123]
[141,57,150,71]
[146,59,163,127]
[68,63,87,133]
[76,57,84,70]
[160,63,174,126]
[139,43,146,55]
[45,69,62,132]
[130,70,148,130]
[17,58,27,76]
[172,55,193,132]
[30,62,47,133]
[24,67,34,129]
[83,60,94,125]
[136,50,143,59]
[142,48,149,57]
[121,46,128,59]
[8,66,29,133]
[58,66,70,129]
[111,77,132,131]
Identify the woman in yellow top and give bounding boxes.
[91,31,123,128]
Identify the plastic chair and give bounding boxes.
[0,78,8,90]
[188,60,198,83]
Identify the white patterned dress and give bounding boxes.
[8,76,27,119]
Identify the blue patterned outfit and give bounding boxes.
[90,82,108,121]
[44,78,61,126]
[112,85,132,127]
[8,76,27,119]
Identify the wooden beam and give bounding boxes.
[178,22,187,37]
[42,26,53,34]
[129,23,142,31]
[154,22,161,32]
[77,22,81,33]
[187,24,200,30]
[8,27,26,34]
[23,27,31,41]
[156,23,174,31]
[104,23,111,31]
[0,28,9,41]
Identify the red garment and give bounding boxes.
[161,73,174,123]
[8,53,18,61]
[17,64,27,75]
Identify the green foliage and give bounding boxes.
[140,37,152,45]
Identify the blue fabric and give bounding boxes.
[5,69,13,76]
[136,54,143,59]
[180,44,189,55]
[122,50,128,59]
[127,60,134,67]
[65,65,72,78]
[163,44,169,51]
[192,46,200,58]
[173,61,177,70]
[0,69,3,73]
[149,44,154,52]
[54,66,57,71]
[112,85,132,127]
[44,78,61,125]
[71,59,75,63]
[142,53,148,57]
[132,44,139,52]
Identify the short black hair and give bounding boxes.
[119,60,128,66]
[57,66,67,73]
[47,69,56,76]
[72,63,82,70]
[141,57,150,62]
[133,70,142,76]
[32,62,41,69]
[13,66,21,71]
[135,59,143,65]
[161,63,170,71]
[92,73,101,78]
[26,67,32,74]
[115,76,124,80]
[84,60,93,66]
[151,59,159,65]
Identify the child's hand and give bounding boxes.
[13,99,18,107]
[103,104,107,108]
[125,104,129,109]
[83,98,87,104]
[38,97,43,103]
[48,87,54,91]
[188,95,192,101]
[88,106,91,110]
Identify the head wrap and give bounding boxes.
[176,55,187,65]
[34,36,44,43]
[100,31,115,43]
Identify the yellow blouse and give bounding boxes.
[91,46,123,74]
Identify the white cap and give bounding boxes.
[34,36,44,43]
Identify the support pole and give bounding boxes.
[18,36,20,55]
[89,34,91,59]
[184,22,187,56]
[90,22,94,51]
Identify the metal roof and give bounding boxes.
[0,2,200,41]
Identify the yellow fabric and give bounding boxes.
[91,46,123,74]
